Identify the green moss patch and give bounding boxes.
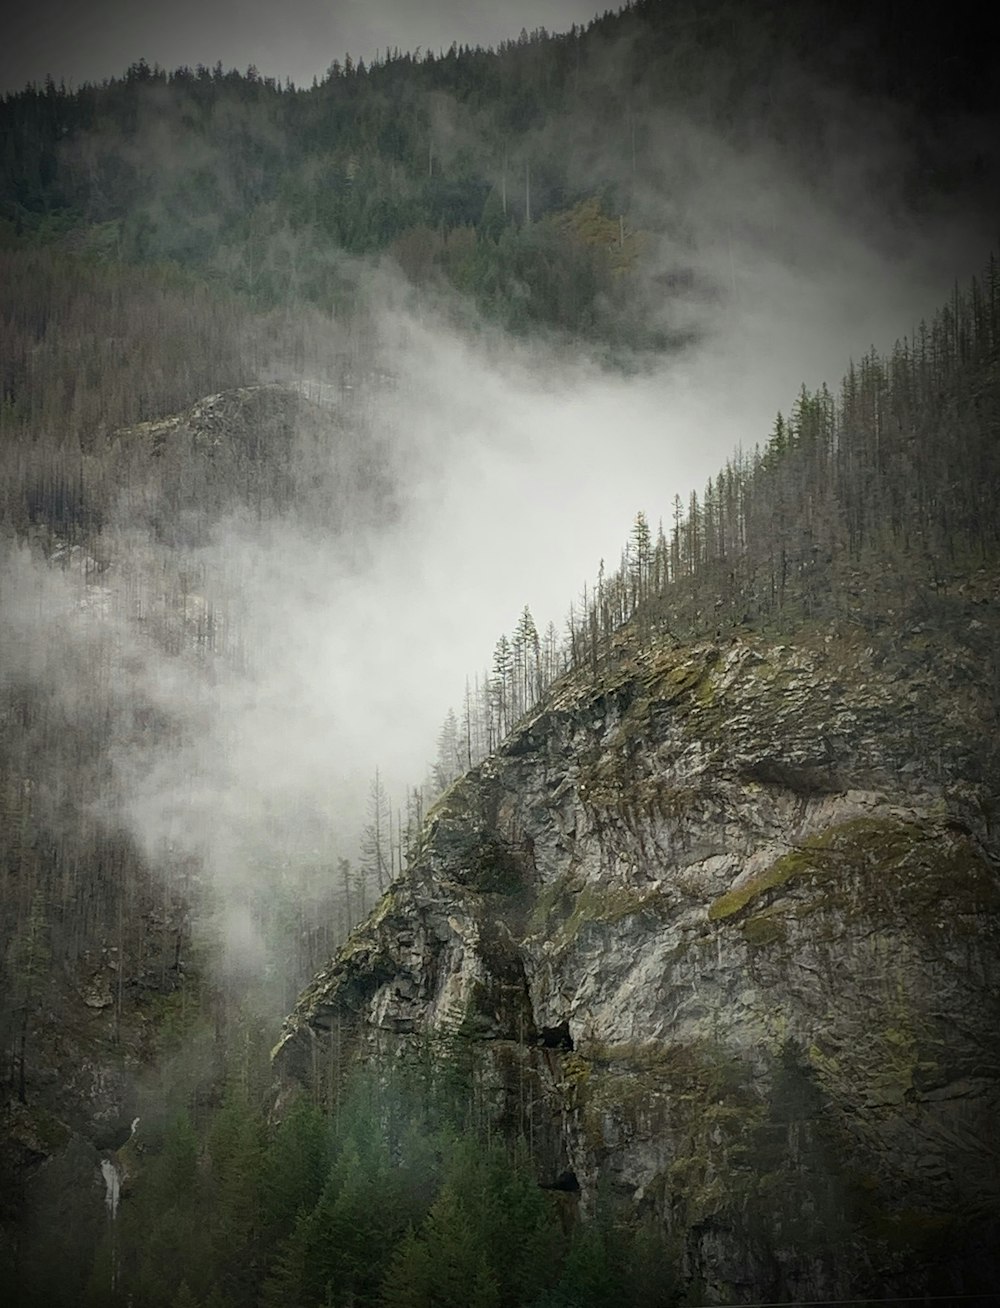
[741,910,788,947]
[644,647,720,704]
[528,876,666,946]
[570,1038,767,1219]
[708,815,999,927]
[708,843,828,922]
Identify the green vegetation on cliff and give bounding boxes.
[2,5,999,1305]
[10,1026,678,1308]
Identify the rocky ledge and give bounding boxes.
[274,617,1000,1302]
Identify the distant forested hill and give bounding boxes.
[2,0,996,347]
[2,6,999,1302]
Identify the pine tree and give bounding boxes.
[460,677,475,770]
[512,605,540,712]
[491,635,512,740]
[207,1090,265,1302]
[170,1282,199,1308]
[261,1098,328,1246]
[629,510,651,608]
[360,768,392,893]
[380,1181,499,1308]
[338,856,354,930]
[433,708,462,793]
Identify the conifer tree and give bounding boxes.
[491,635,512,740]
[513,605,541,710]
[629,510,651,606]
[433,708,462,793]
[207,1089,265,1302]
[360,768,392,893]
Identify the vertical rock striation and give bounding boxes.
[275,617,1000,1301]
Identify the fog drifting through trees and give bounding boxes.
[1,6,995,989]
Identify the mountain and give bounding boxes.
[2,1,998,351]
[4,259,997,1301]
[273,604,1000,1300]
[267,260,1000,1299]
[2,2,1000,1303]
[0,380,374,1266]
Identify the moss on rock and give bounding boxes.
[528,874,666,947]
[741,909,788,947]
[708,815,999,929]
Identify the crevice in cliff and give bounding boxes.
[540,1168,580,1192]
[539,1022,574,1051]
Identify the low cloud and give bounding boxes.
[3,20,994,985]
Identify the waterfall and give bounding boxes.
[100,1157,121,1291]
[100,1157,121,1219]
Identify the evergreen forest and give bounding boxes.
[2,2,999,1305]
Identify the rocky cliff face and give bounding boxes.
[275,597,1000,1301]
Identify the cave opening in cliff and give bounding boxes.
[539,1021,574,1050]
[540,1170,580,1194]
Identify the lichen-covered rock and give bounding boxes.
[275,617,1000,1302]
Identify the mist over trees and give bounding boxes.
[1,2,999,1304]
[2,0,997,1087]
[12,1018,676,1308]
[2,1,996,348]
[428,260,1000,789]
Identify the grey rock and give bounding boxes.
[276,628,1000,1301]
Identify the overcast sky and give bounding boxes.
[1,0,607,94]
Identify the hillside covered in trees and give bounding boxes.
[2,0,997,347]
[432,264,1000,791]
[2,2,999,1304]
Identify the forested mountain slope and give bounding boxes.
[430,262,1000,781]
[274,266,1000,1303]
[1,2,998,1303]
[277,606,1000,1302]
[0,260,392,1287]
[8,262,995,1305]
[2,0,997,348]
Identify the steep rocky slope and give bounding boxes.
[275,585,1000,1301]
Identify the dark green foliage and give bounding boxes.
[4,3,990,344]
[525,1210,677,1308]
[281,1120,435,1305]
[380,1138,559,1308]
[25,1045,677,1308]
[156,1110,200,1201]
[118,1111,215,1307]
[206,1092,267,1302]
[550,1223,620,1307]
[260,1096,329,1244]
[380,1193,501,1308]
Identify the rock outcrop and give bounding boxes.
[275,607,1000,1301]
